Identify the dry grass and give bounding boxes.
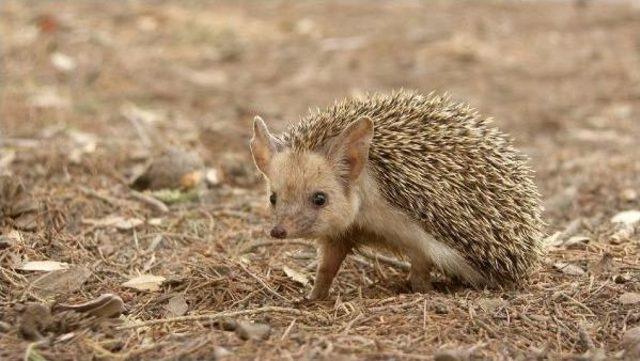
[2,0,640,360]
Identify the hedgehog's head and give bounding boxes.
[250,116,373,239]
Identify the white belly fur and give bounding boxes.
[353,170,484,286]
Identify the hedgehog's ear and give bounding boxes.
[327,117,374,182]
[250,116,281,176]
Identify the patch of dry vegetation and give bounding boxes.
[2,1,640,360]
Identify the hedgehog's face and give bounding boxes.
[250,116,373,239]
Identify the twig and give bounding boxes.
[357,249,410,271]
[239,262,291,303]
[280,319,297,340]
[210,210,252,220]
[130,190,169,213]
[79,186,122,207]
[240,239,315,254]
[115,306,328,330]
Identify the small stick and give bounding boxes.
[241,239,315,254]
[239,263,291,303]
[79,186,122,207]
[280,319,297,340]
[115,306,327,330]
[130,190,169,213]
[210,210,252,220]
[357,250,411,271]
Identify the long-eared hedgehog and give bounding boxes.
[250,90,544,300]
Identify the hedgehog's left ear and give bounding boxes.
[250,116,281,177]
[327,117,374,182]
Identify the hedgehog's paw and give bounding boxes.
[409,269,433,294]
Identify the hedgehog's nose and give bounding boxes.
[270,225,287,239]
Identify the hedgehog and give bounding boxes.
[250,90,544,300]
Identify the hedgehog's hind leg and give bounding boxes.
[408,252,434,293]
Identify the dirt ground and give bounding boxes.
[2,0,640,360]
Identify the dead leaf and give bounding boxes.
[611,210,640,226]
[8,198,41,217]
[620,292,640,305]
[164,294,188,317]
[122,274,165,291]
[32,267,91,298]
[544,232,563,248]
[55,294,125,318]
[235,321,271,341]
[114,217,144,231]
[19,261,70,272]
[14,212,38,231]
[82,216,143,230]
[564,236,590,250]
[553,262,585,276]
[477,298,507,313]
[283,265,309,286]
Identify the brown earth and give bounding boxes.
[1,0,640,360]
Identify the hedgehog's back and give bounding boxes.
[283,90,544,284]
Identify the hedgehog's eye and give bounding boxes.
[269,193,277,206]
[311,192,327,207]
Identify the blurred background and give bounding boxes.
[2,0,640,219]
[2,1,640,359]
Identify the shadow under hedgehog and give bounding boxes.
[250,90,544,300]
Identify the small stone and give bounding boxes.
[435,304,449,314]
[213,346,232,359]
[205,168,221,187]
[622,327,640,359]
[131,148,204,191]
[611,210,640,226]
[219,319,237,331]
[235,321,270,341]
[0,321,11,333]
[620,292,640,305]
[614,273,632,284]
[0,236,12,250]
[164,294,188,317]
[19,303,52,340]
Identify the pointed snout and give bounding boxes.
[270,225,287,239]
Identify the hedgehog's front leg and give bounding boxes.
[308,239,351,300]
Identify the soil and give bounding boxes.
[1,0,640,360]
